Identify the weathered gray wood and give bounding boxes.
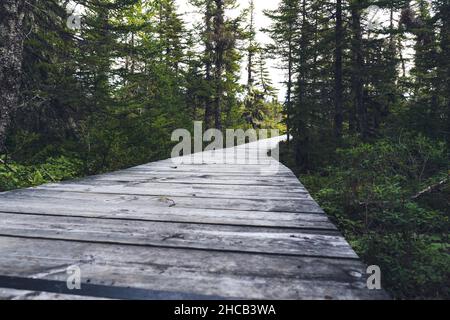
[106,162,295,176]
[112,165,293,178]
[0,200,336,230]
[34,182,311,201]
[85,174,304,187]
[0,212,354,258]
[0,136,387,299]
[2,189,324,213]
[40,180,307,193]
[0,237,388,300]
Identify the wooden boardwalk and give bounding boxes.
[0,136,387,299]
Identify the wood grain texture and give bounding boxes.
[0,237,387,300]
[0,136,389,300]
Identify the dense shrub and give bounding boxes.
[282,133,449,299]
[0,156,84,192]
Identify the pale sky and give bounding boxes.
[176,0,286,100]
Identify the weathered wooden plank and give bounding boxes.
[137,160,286,167]
[114,165,293,178]
[126,157,289,167]
[1,189,324,213]
[106,170,294,179]
[0,237,388,300]
[45,179,307,193]
[0,212,355,258]
[57,179,306,193]
[85,174,304,187]
[0,200,336,230]
[35,183,311,201]
[110,162,294,175]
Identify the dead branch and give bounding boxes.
[411,178,449,200]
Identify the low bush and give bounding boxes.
[282,133,449,299]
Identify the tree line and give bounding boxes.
[267,0,448,299]
[0,0,281,176]
[266,0,448,169]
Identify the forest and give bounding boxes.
[0,0,448,299]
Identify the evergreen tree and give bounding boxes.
[264,0,300,144]
[0,0,31,152]
[334,0,344,138]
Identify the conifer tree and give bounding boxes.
[0,0,30,152]
[264,0,300,144]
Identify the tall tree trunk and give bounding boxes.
[93,6,111,113]
[204,1,214,128]
[398,36,407,78]
[247,0,255,90]
[438,0,450,137]
[213,0,225,130]
[131,32,135,74]
[0,0,27,152]
[295,0,309,169]
[350,1,367,139]
[286,40,293,144]
[334,0,344,138]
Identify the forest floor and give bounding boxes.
[280,139,449,300]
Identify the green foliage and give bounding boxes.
[273,0,449,299]
[3,0,282,189]
[0,156,83,191]
[283,133,449,299]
